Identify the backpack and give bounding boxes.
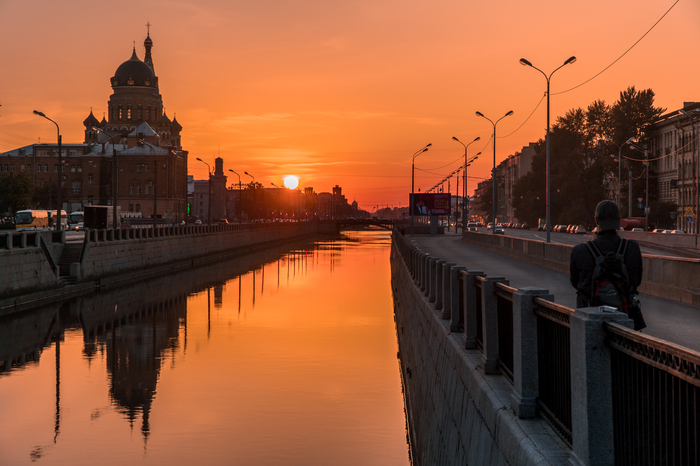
[584,239,631,313]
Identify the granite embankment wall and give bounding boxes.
[461,231,700,305]
[0,223,317,314]
[391,240,571,466]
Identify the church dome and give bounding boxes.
[83,110,99,127]
[111,49,155,87]
[158,112,172,127]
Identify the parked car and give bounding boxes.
[521,223,530,230]
[652,228,665,233]
[494,225,504,235]
[631,228,644,232]
[574,225,586,234]
[668,229,685,234]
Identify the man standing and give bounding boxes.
[569,200,643,309]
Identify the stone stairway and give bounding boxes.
[58,242,83,284]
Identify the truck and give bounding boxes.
[84,206,121,230]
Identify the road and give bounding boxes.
[409,230,700,352]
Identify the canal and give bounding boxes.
[0,229,410,466]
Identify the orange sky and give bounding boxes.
[1,0,698,211]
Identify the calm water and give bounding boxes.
[0,230,409,466]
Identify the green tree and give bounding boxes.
[0,173,35,216]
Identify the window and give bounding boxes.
[136,165,141,172]
[129,183,134,194]
[118,105,123,120]
[145,164,149,172]
[88,174,93,184]
[70,150,77,157]
[71,181,81,195]
[44,164,48,172]
[27,164,32,172]
[61,165,65,172]
[135,204,140,212]
[20,165,25,172]
[78,166,82,173]
[136,184,141,194]
[71,165,76,173]
[127,106,132,119]
[87,195,93,205]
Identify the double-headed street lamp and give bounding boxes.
[627,141,649,230]
[604,136,635,213]
[196,158,211,224]
[452,136,480,226]
[34,111,63,231]
[519,55,576,243]
[245,171,256,220]
[228,169,241,223]
[475,111,513,234]
[92,126,123,229]
[411,143,431,235]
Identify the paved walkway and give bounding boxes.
[408,231,700,352]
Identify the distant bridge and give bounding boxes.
[318,218,401,233]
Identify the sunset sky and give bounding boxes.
[1,0,698,211]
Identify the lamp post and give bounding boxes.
[92,126,122,229]
[196,158,211,224]
[228,169,241,223]
[604,136,635,214]
[245,171,256,221]
[411,143,431,235]
[452,136,480,227]
[679,109,699,235]
[34,111,63,231]
[628,142,649,230]
[476,111,513,234]
[519,55,576,242]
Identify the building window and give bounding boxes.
[136,184,141,194]
[127,106,132,120]
[137,105,142,120]
[44,164,48,172]
[136,165,141,172]
[71,181,81,195]
[20,165,25,172]
[88,174,93,184]
[87,195,93,205]
[145,164,149,172]
[135,204,140,212]
[130,183,134,194]
[54,164,58,172]
[71,165,76,173]
[118,106,123,120]
[78,166,82,173]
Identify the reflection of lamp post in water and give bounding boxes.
[228,169,241,223]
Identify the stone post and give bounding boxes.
[1,231,11,249]
[511,287,553,418]
[433,259,446,307]
[449,266,466,330]
[479,275,507,374]
[20,232,27,248]
[420,254,429,293]
[461,270,485,348]
[427,257,437,301]
[570,306,633,466]
[441,262,456,319]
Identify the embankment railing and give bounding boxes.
[392,228,697,466]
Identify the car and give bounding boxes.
[218,219,229,225]
[631,228,644,232]
[668,229,685,234]
[652,228,665,233]
[487,222,494,230]
[466,222,478,232]
[494,225,505,234]
[194,219,202,225]
[574,225,586,234]
[456,222,463,229]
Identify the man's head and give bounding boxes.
[595,200,620,233]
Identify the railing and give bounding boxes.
[534,297,573,446]
[607,322,700,465]
[392,228,700,465]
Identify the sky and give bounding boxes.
[1,0,698,211]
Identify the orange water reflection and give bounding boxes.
[0,230,409,465]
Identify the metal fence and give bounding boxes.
[607,322,700,466]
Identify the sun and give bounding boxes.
[283,176,299,189]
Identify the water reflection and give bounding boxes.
[0,230,407,465]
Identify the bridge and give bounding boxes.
[392,229,700,465]
[318,218,398,233]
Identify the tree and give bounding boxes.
[0,173,35,216]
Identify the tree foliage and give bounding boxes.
[0,173,35,215]
[511,86,666,227]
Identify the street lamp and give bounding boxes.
[196,158,211,224]
[627,142,649,230]
[245,171,256,221]
[92,126,123,229]
[519,55,576,242]
[604,136,635,215]
[679,109,699,234]
[228,169,241,223]
[34,111,63,231]
[475,110,513,234]
[411,143,431,235]
[452,136,480,227]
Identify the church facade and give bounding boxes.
[0,30,188,222]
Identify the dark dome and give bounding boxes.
[83,110,99,127]
[112,49,155,87]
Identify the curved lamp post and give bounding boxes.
[245,171,256,221]
[411,143,431,235]
[604,136,635,214]
[452,136,480,226]
[92,126,124,229]
[34,111,63,231]
[196,158,211,224]
[475,111,513,233]
[519,55,576,242]
[228,169,241,223]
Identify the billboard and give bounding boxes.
[410,193,451,216]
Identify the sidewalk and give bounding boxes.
[408,233,700,352]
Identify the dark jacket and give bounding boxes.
[569,233,643,308]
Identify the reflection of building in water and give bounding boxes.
[84,297,186,440]
[214,283,223,309]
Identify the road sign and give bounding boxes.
[638,203,643,209]
[644,206,650,215]
[684,207,695,217]
[637,198,643,203]
[688,217,695,224]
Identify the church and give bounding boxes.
[0,28,188,222]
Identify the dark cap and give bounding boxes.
[595,200,620,232]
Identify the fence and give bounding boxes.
[392,229,700,466]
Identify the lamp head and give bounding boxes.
[564,56,577,65]
[422,147,428,153]
[196,157,202,161]
[452,136,459,141]
[473,136,480,142]
[519,58,532,67]
[33,110,45,117]
[476,152,482,156]
[475,111,484,118]
[505,110,514,117]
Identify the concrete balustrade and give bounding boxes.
[391,228,644,465]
